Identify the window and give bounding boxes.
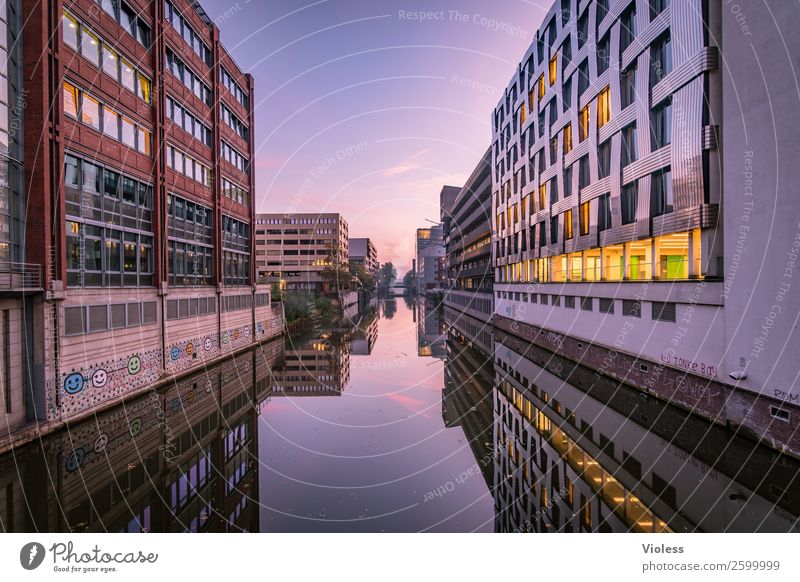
[550,216,559,244]
[120,58,135,92]
[598,193,612,231]
[578,155,590,190]
[538,183,547,211]
[581,296,593,311]
[562,124,573,155]
[577,11,588,48]
[102,106,119,139]
[651,99,672,149]
[652,301,676,322]
[120,117,135,148]
[597,86,611,129]
[538,74,546,101]
[562,77,572,112]
[550,176,559,204]
[63,83,79,118]
[650,168,673,216]
[549,53,557,85]
[650,0,670,20]
[81,93,100,130]
[597,34,610,74]
[621,123,637,167]
[599,298,614,314]
[102,45,118,78]
[597,140,611,178]
[650,33,672,87]
[620,66,636,109]
[622,300,641,317]
[81,30,101,65]
[620,6,636,55]
[221,67,250,109]
[137,73,151,103]
[63,13,79,50]
[137,128,151,156]
[577,60,589,97]
[621,182,638,224]
[564,209,573,240]
[578,105,590,142]
[579,201,590,235]
[564,165,573,198]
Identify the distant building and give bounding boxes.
[255,213,349,291]
[414,226,444,295]
[348,238,379,275]
[269,335,351,396]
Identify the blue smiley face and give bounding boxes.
[170,347,181,361]
[64,372,85,395]
[66,447,86,472]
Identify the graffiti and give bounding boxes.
[91,368,108,388]
[93,433,108,454]
[64,372,85,395]
[66,447,86,472]
[127,356,142,375]
[129,417,142,437]
[204,337,213,351]
[186,342,195,356]
[170,347,181,361]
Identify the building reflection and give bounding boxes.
[351,309,379,355]
[416,300,446,359]
[268,331,351,397]
[492,330,800,533]
[0,340,284,532]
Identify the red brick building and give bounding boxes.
[4,0,281,432]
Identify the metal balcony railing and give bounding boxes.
[0,262,43,291]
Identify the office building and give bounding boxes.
[348,237,379,276]
[0,0,281,435]
[491,0,800,451]
[255,212,349,291]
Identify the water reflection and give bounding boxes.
[0,299,797,532]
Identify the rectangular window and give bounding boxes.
[137,73,151,103]
[577,60,589,97]
[63,83,79,118]
[563,165,573,198]
[63,12,79,50]
[652,301,676,322]
[597,140,611,178]
[621,182,638,224]
[102,106,119,139]
[538,183,547,212]
[579,105,590,142]
[620,6,636,55]
[577,11,588,48]
[81,30,101,66]
[622,300,642,317]
[564,209,573,240]
[621,123,637,167]
[650,0,670,20]
[597,86,611,129]
[563,123,572,154]
[550,216,559,244]
[538,74,546,100]
[620,66,636,109]
[581,296,593,311]
[598,193,612,231]
[597,34,610,74]
[599,298,614,314]
[578,155,590,190]
[102,45,118,79]
[651,99,672,149]
[549,53,557,85]
[650,167,673,217]
[81,94,100,130]
[121,117,136,148]
[120,58,135,92]
[650,33,672,87]
[562,77,572,112]
[579,201,590,235]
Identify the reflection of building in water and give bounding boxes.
[492,331,800,533]
[0,342,283,532]
[351,311,379,356]
[381,298,397,320]
[443,339,494,489]
[416,301,446,359]
[269,334,351,397]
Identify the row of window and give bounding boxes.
[95,0,151,49]
[64,300,157,336]
[220,103,249,140]
[165,297,216,320]
[62,12,152,103]
[166,144,213,187]
[221,66,249,109]
[166,96,212,147]
[221,177,250,207]
[498,290,677,322]
[167,194,213,242]
[64,82,152,156]
[66,221,153,288]
[220,140,249,173]
[222,215,250,254]
[222,293,252,312]
[165,0,212,65]
[166,48,212,106]
[168,240,214,287]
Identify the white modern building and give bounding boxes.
[492,0,800,452]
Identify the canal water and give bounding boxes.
[0,297,797,532]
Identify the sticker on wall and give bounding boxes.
[93,433,109,454]
[222,332,230,344]
[129,417,142,437]
[64,372,85,395]
[186,342,194,356]
[170,347,181,361]
[256,322,264,334]
[170,398,182,412]
[233,329,241,340]
[91,368,108,388]
[204,337,213,351]
[66,447,86,472]
[243,326,250,338]
[127,356,142,375]
[186,390,195,404]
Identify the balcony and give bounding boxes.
[0,262,43,292]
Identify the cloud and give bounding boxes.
[381,148,432,177]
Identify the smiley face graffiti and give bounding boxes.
[222,332,229,344]
[233,329,240,340]
[91,368,108,388]
[129,417,142,437]
[93,433,109,454]
[243,326,250,338]
[204,337,213,351]
[186,342,194,356]
[127,355,142,375]
[170,346,181,361]
[64,372,85,395]
[256,322,264,334]
[66,447,86,472]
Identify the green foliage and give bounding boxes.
[281,292,313,323]
[349,263,375,290]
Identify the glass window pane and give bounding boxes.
[63,82,78,117]
[102,45,118,78]
[63,13,79,50]
[81,94,100,130]
[81,30,101,65]
[120,59,135,92]
[103,106,119,139]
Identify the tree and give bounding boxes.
[320,242,352,294]
[378,262,396,287]
[349,263,375,290]
[402,269,415,293]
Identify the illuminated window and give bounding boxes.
[137,128,151,156]
[597,86,611,129]
[538,183,547,211]
[579,105,590,142]
[519,103,527,126]
[549,53,557,85]
[81,94,100,130]
[120,58,135,92]
[81,30,101,66]
[654,231,689,279]
[137,73,151,103]
[102,45,118,79]
[63,83,79,118]
[103,106,119,139]
[538,74,546,100]
[579,201,590,235]
[626,239,652,280]
[603,245,623,281]
[563,209,573,240]
[63,12,79,50]
[563,123,572,154]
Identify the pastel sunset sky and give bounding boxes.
[201,0,548,273]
